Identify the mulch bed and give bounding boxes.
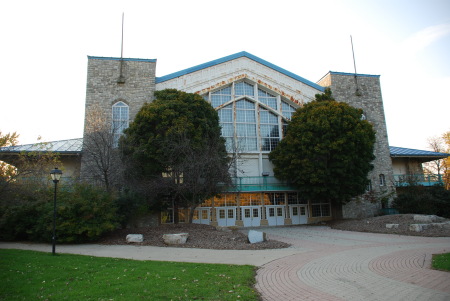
[328,214,450,237]
[97,214,450,250]
[98,223,290,250]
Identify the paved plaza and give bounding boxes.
[255,226,450,301]
[1,226,449,300]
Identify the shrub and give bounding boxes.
[114,189,148,227]
[392,185,450,218]
[0,184,120,243]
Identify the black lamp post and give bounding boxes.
[50,167,62,255]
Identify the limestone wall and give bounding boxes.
[81,57,156,177]
[318,72,396,217]
[83,56,156,132]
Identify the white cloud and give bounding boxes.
[401,23,450,54]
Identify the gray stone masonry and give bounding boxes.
[318,72,396,218]
[81,57,156,177]
[83,57,156,130]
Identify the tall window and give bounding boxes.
[258,89,277,110]
[236,100,257,151]
[260,109,279,151]
[281,101,296,119]
[112,101,129,146]
[379,174,386,186]
[205,81,297,153]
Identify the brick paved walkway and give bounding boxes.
[255,226,450,301]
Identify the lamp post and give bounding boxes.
[50,167,62,255]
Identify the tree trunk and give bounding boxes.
[188,205,197,223]
[173,201,179,224]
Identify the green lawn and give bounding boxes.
[0,249,259,300]
[432,253,450,272]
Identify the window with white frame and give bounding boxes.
[236,100,257,151]
[379,174,386,186]
[260,108,279,151]
[204,81,298,153]
[112,101,129,146]
[281,101,296,119]
[258,89,277,110]
[366,180,372,192]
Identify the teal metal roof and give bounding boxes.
[329,71,380,78]
[0,138,82,155]
[88,56,156,62]
[390,146,449,158]
[156,51,325,92]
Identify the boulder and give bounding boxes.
[386,224,399,229]
[409,224,428,232]
[126,234,144,243]
[431,222,450,229]
[413,215,438,223]
[163,233,189,245]
[248,230,267,244]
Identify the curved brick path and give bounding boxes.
[255,226,450,301]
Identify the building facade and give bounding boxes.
[81,52,397,226]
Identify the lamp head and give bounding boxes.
[50,167,63,183]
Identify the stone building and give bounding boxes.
[1,51,448,226]
[82,51,396,226]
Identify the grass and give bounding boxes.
[432,252,450,272]
[0,249,259,300]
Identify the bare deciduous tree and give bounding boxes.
[424,136,446,176]
[82,105,124,191]
[0,135,61,201]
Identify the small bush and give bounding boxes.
[392,185,450,218]
[0,184,120,243]
[114,189,148,227]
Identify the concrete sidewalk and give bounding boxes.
[2,226,450,301]
[0,241,299,266]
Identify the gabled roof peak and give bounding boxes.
[156,51,325,92]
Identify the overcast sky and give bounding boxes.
[1,0,449,151]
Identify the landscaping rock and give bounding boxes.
[386,224,399,229]
[126,234,144,243]
[248,230,267,244]
[409,224,429,232]
[431,222,450,229]
[413,215,438,223]
[163,233,189,245]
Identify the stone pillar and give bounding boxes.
[260,192,269,226]
[284,193,292,225]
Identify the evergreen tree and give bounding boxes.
[120,89,230,222]
[269,90,376,204]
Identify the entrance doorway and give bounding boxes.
[266,205,285,226]
[216,207,236,227]
[290,205,308,224]
[192,208,210,225]
[241,206,261,227]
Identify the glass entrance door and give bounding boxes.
[290,205,307,224]
[216,207,236,227]
[266,205,285,226]
[241,206,261,227]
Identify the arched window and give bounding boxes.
[112,101,129,146]
[205,81,297,153]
